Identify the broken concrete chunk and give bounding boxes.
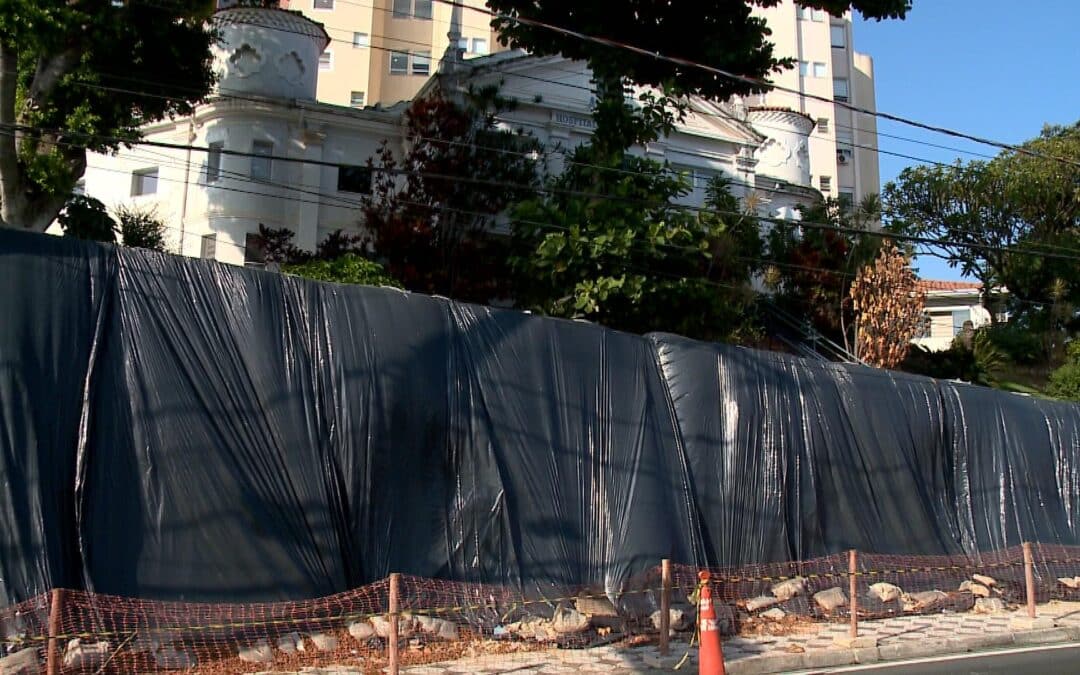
[347,621,376,641]
[973,597,1008,614]
[813,587,848,612]
[760,607,787,620]
[552,606,590,634]
[308,632,338,652]
[276,631,304,654]
[771,577,807,601]
[574,596,619,617]
[238,639,273,664]
[744,595,781,612]
[972,574,996,587]
[62,638,110,670]
[370,615,414,639]
[0,647,40,675]
[868,582,903,603]
[414,616,458,640]
[650,608,689,634]
[902,590,948,612]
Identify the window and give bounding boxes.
[833,78,849,102]
[813,62,827,78]
[389,51,408,74]
[457,37,470,51]
[472,38,488,55]
[313,0,333,9]
[412,51,431,75]
[350,91,366,107]
[819,176,832,192]
[131,167,159,196]
[207,142,223,183]
[244,232,265,268]
[337,165,372,194]
[800,7,825,20]
[952,309,972,336]
[797,6,810,19]
[392,0,410,17]
[251,141,273,180]
[800,61,825,77]
[201,233,217,260]
[799,61,809,77]
[812,8,825,21]
[817,117,829,133]
[414,0,432,19]
[915,313,931,339]
[319,50,332,70]
[838,190,854,207]
[830,24,846,48]
[352,32,369,48]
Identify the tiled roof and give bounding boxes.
[916,279,982,292]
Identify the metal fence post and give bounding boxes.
[660,559,671,655]
[1023,543,1036,618]
[849,550,858,638]
[46,588,64,675]
[388,573,401,675]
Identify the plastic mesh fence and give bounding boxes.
[3,544,1079,673]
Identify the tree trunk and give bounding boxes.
[0,42,30,229]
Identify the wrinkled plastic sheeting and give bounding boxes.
[0,230,1078,607]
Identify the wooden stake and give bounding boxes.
[388,573,401,675]
[660,559,671,656]
[849,550,858,638]
[1023,543,1036,619]
[46,588,64,675]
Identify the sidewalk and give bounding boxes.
[391,600,1080,675]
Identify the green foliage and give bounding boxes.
[0,0,217,230]
[981,323,1045,366]
[510,146,763,342]
[284,254,401,289]
[58,195,115,243]
[765,196,883,346]
[115,205,168,252]
[900,330,1006,387]
[1047,341,1080,402]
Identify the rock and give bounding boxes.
[347,621,376,641]
[761,607,787,620]
[969,583,991,598]
[973,597,1008,614]
[813,587,848,612]
[868,582,903,603]
[308,632,338,652]
[650,608,689,634]
[744,595,781,612]
[153,646,196,670]
[552,606,589,634]
[1059,577,1080,589]
[277,631,304,654]
[62,638,110,670]
[902,590,949,612]
[238,639,273,664]
[771,577,807,601]
[414,616,458,640]
[972,574,997,587]
[0,648,40,675]
[575,596,618,617]
[370,615,413,639]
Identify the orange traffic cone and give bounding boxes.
[697,570,726,675]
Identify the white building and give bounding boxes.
[911,280,996,352]
[73,6,829,267]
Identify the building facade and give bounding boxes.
[911,280,995,352]
[748,2,881,204]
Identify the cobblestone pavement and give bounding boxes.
[262,601,1080,674]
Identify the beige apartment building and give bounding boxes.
[274,0,498,107]
[749,2,881,203]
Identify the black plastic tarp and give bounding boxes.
[1,230,1078,605]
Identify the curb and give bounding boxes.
[722,624,1080,675]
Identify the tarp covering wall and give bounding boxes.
[1,230,1078,606]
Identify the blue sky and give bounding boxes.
[853,0,1080,280]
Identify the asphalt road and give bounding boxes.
[811,643,1080,674]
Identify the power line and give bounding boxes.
[429,0,1080,169]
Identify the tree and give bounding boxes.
[283,255,402,289]
[57,194,116,243]
[487,0,910,152]
[0,1,217,231]
[252,224,400,288]
[1047,341,1080,402]
[510,150,764,342]
[115,205,169,252]
[358,89,541,303]
[765,195,883,348]
[849,242,924,368]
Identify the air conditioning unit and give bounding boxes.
[836,149,852,164]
